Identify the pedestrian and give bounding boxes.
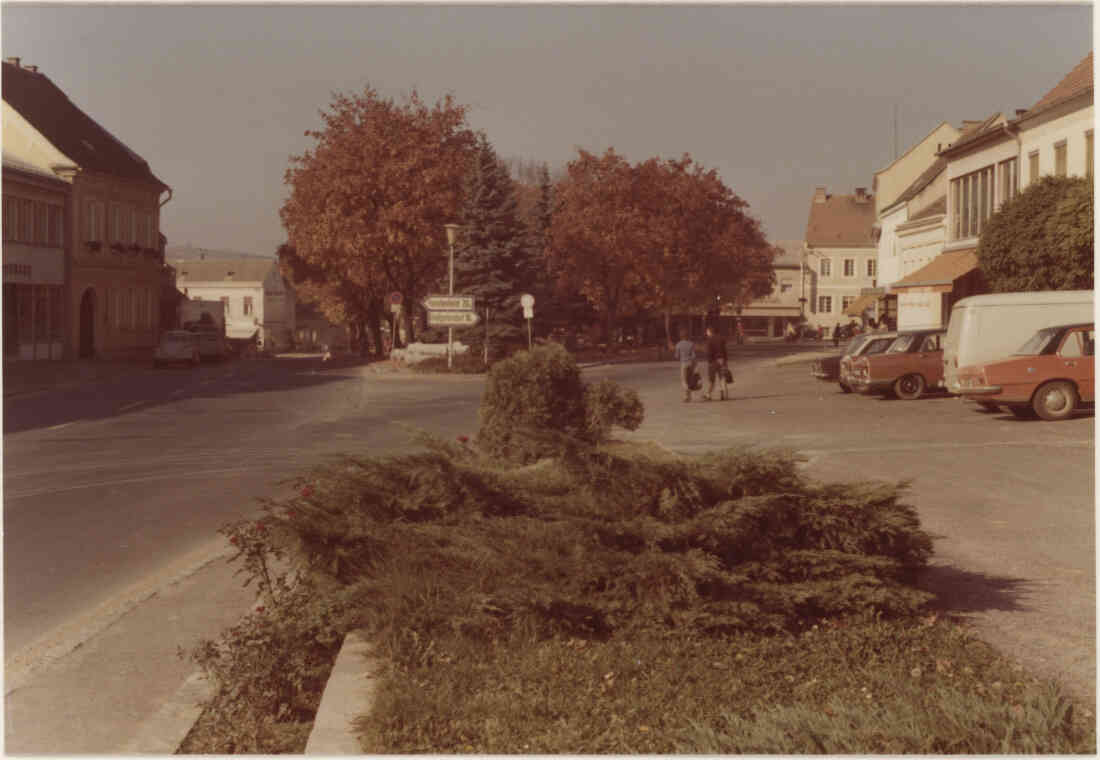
[833,322,841,347]
[784,321,797,342]
[734,318,745,345]
[670,327,697,403]
[702,325,729,401]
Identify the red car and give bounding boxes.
[849,329,946,400]
[954,322,1094,420]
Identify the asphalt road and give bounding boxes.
[3,348,1094,750]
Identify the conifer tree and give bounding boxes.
[453,134,530,354]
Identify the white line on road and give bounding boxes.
[118,401,144,412]
[45,422,72,431]
[4,465,279,501]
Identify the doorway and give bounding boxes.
[79,288,96,358]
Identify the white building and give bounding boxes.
[891,50,1093,330]
[732,239,803,338]
[802,186,877,336]
[174,257,296,350]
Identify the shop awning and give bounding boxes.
[889,248,980,294]
[842,293,879,317]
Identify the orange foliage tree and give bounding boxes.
[549,149,775,343]
[280,86,477,345]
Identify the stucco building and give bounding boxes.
[174,257,296,351]
[2,57,172,359]
[802,186,877,336]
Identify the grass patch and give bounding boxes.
[180,373,1094,754]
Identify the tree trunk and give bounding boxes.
[403,302,416,345]
[365,297,384,357]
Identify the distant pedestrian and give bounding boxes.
[671,327,697,403]
[735,318,745,345]
[833,322,841,347]
[702,325,729,401]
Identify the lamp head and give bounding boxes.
[444,224,461,246]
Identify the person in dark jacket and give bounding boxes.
[702,325,729,401]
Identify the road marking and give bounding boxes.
[4,465,278,501]
[118,401,144,412]
[800,439,1092,458]
[45,422,72,431]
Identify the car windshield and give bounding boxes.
[1014,327,1060,356]
[886,334,915,353]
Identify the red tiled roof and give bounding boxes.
[2,62,168,189]
[1023,52,1093,118]
[804,191,876,247]
[890,248,978,291]
[939,113,1006,156]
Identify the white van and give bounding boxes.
[942,290,1094,394]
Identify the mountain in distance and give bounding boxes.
[166,244,274,262]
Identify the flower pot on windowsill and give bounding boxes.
[85,240,102,252]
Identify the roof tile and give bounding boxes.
[1023,52,1094,118]
[804,191,876,247]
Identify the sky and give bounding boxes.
[2,3,1093,257]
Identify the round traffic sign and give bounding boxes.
[520,293,535,308]
[390,291,403,306]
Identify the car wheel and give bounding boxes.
[838,381,853,394]
[1032,381,1079,421]
[893,373,926,400]
[976,401,1000,413]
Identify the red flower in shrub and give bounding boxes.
[301,486,313,498]
[229,536,239,546]
[256,606,265,613]
[457,435,469,444]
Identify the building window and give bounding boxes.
[1087,131,1094,179]
[130,206,138,244]
[48,205,63,247]
[819,258,831,277]
[19,199,33,242]
[34,201,48,244]
[818,295,832,314]
[1054,141,1067,177]
[87,200,104,241]
[866,259,876,278]
[950,166,996,240]
[843,259,855,277]
[110,204,121,242]
[842,296,856,312]
[1029,151,1040,184]
[146,212,154,247]
[999,158,1018,207]
[243,296,254,316]
[3,195,17,241]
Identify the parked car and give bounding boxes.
[954,322,1094,420]
[942,290,1094,397]
[849,328,946,399]
[153,330,201,368]
[811,332,896,393]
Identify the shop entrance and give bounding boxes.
[79,288,96,358]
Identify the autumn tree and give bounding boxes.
[280,86,477,345]
[549,149,774,343]
[978,175,1093,292]
[278,243,387,356]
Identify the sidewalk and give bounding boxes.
[3,357,154,399]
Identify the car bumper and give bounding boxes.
[853,379,893,394]
[956,384,1003,397]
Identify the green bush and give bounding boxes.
[410,351,487,374]
[476,344,646,463]
[978,175,1093,292]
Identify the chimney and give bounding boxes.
[855,187,870,202]
[25,65,37,73]
[5,57,20,68]
[813,186,828,204]
[1015,108,1028,118]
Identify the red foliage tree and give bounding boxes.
[280,86,477,344]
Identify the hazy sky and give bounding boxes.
[3,3,1093,256]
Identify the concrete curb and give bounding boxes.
[774,350,839,367]
[305,630,377,754]
[120,671,213,754]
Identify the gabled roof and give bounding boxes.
[175,258,278,284]
[874,120,955,177]
[880,157,947,215]
[805,192,876,248]
[1020,52,1093,120]
[938,112,1006,157]
[2,61,168,189]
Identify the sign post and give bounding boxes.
[423,291,478,368]
[520,293,535,351]
[389,292,403,352]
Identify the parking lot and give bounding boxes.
[593,355,1095,702]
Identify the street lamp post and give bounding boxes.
[444,224,460,369]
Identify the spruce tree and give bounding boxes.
[453,134,529,354]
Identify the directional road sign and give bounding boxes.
[427,310,481,327]
[424,295,475,311]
